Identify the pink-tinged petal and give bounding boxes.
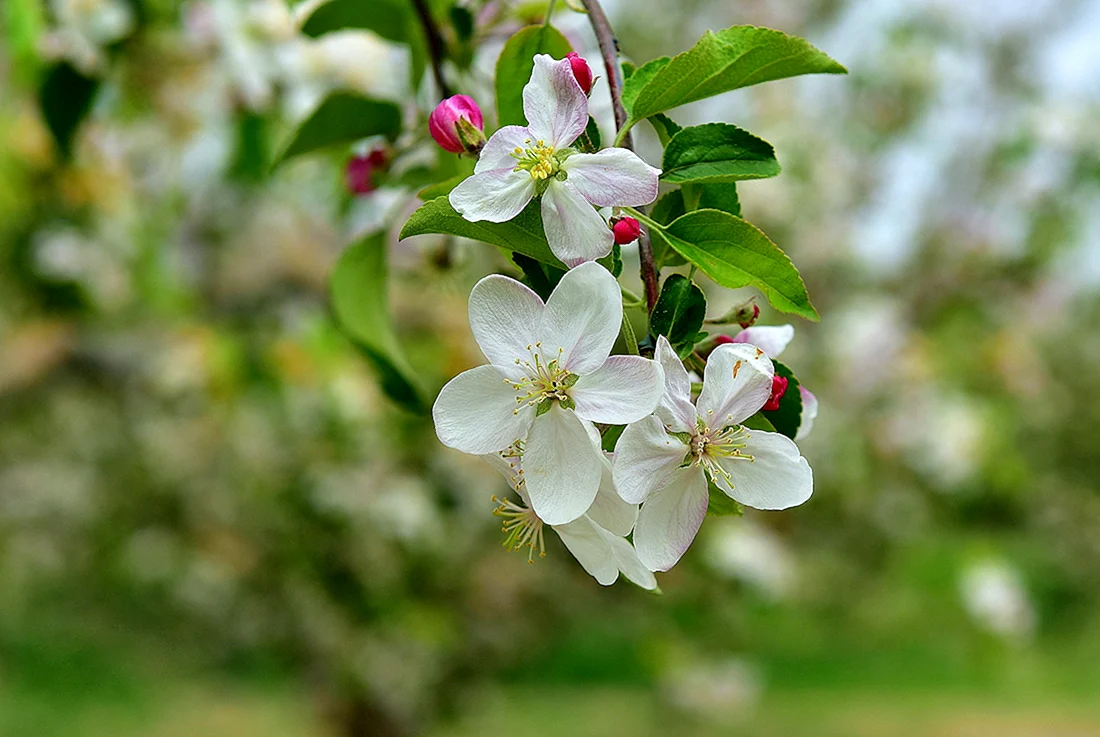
[468,274,545,367]
[523,54,588,149]
[561,148,661,207]
[634,467,709,572]
[540,261,621,375]
[696,342,774,428]
[654,335,697,433]
[433,365,534,454]
[572,355,664,424]
[449,169,535,222]
[554,515,619,585]
[713,429,813,510]
[540,181,614,267]
[795,387,818,441]
[731,324,795,358]
[523,404,602,525]
[474,125,532,173]
[612,415,688,504]
[586,460,638,536]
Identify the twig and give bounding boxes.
[580,0,659,312]
[410,0,452,98]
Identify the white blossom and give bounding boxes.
[449,55,660,267]
[433,262,664,525]
[613,336,812,571]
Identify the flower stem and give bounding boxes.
[580,0,659,313]
[544,0,558,26]
[410,0,452,99]
[620,308,640,355]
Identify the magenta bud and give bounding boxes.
[611,216,641,245]
[762,375,789,412]
[713,334,736,346]
[739,303,761,329]
[429,95,485,154]
[345,155,375,195]
[566,52,593,95]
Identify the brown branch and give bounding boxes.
[410,0,452,99]
[580,0,659,313]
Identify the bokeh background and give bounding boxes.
[2,0,1100,735]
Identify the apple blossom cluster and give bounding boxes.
[388,18,845,589]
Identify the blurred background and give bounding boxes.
[2,0,1100,735]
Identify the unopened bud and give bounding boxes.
[566,52,593,96]
[611,216,642,245]
[705,297,759,328]
[345,153,378,195]
[762,375,788,411]
[429,95,485,154]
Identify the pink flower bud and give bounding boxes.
[345,154,376,195]
[429,95,484,154]
[739,303,760,329]
[566,52,593,95]
[762,375,788,412]
[713,334,736,346]
[611,216,641,244]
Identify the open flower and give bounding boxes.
[449,54,660,267]
[483,441,656,590]
[433,262,664,525]
[723,323,817,439]
[613,336,813,572]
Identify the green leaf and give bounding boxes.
[417,173,467,200]
[648,113,682,147]
[300,0,407,40]
[495,25,573,128]
[598,242,623,278]
[627,26,846,122]
[662,123,780,184]
[330,232,424,412]
[600,424,626,453]
[649,274,706,356]
[39,62,99,159]
[707,480,744,517]
[762,360,802,440]
[577,116,602,153]
[275,94,401,166]
[742,412,777,432]
[621,56,670,115]
[697,182,741,217]
[400,196,564,268]
[656,209,818,320]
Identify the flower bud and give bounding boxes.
[611,216,642,245]
[705,297,759,328]
[762,375,788,412]
[429,95,485,154]
[345,154,375,195]
[566,52,593,95]
[740,303,761,329]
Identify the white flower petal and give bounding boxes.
[449,169,535,223]
[732,324,795,358]
[433,365,534,454]
[696,342,774,428]
[572,356,664,424]
[474,125,531,173]
[796,387,818,441]
[523,404,602,525]
[606,534,658,590]
[713,429,813,510]
[612,415,688,504]
[634,467,709,572]
[561,148,661,207]
[654,335,697,433]
[523,54,588,149]
[540,261,621,375]
[585,460,638,536]
[554,515,619,585]
[468,274,545,367]
[540,180,614,267]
